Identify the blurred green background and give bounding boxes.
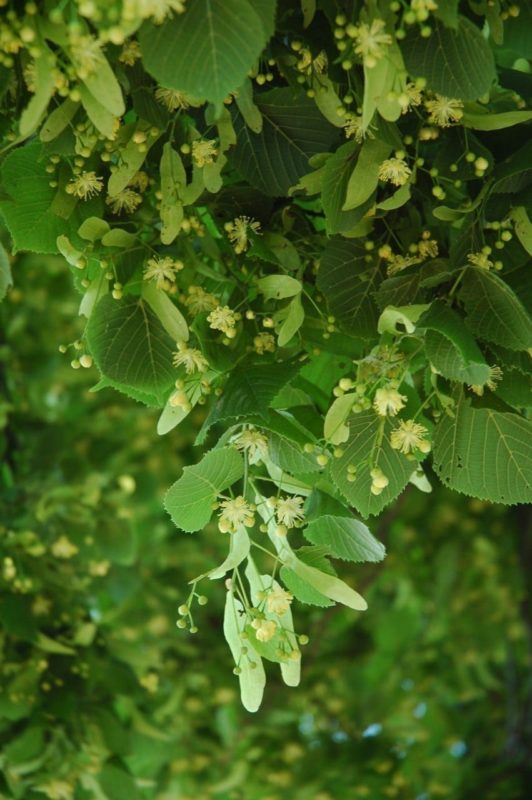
[0,253,530,800]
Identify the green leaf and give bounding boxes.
[323,394,354,445]
[362,44,405,129]
[510,206,532,256]
[98,764,140,800]
[321,141,375,235]
[343,138,391,211]
[288,554,367,611]
[301,0,316,27]
[434,0,459,28]
[376,182,411,211]
[19,45,56,137]
[268,431,321,475]
[223,592,266,712]
[86,295,176,394]
[142,282,189,342]
[495,367,532,410]
[304,515,386,563]
[460,267,532,351]
[101,229,136,248]
[280,547,335,607]
[164,447,244,532]
[140,0,272,106]
[108,125,161,196]
[419,301,491,384]
[317,238,380,338]
[35,632,76,655]
[157,396,192,435]
[401,16,496,101]
[90,376,167,408]
[39,98,79,142]
[244,561,300,680]
[198,361,298,443]
[377,304,430,335]
[0,142,100,254]
[433,395,532,505]
[463,109,532,131]
[235,78,262,133]
[81,55,125,116]
[330,412,413,517]
[257,274,302,300]
[208,526,251,580]
[231,88,338,196]
[0,241,13,302]
[277,294,304,347]
[77,216,110,242]
[160,142,186,244]
[79,83,118,140]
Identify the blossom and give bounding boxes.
[254,333,275,354]
[144,256,183,289]
[266,588,293,616]
[169,389,191,411]
[155,86,191,111]
[131,0,186,24]
[218,496,255,533]
[378,158,412,187]
[386,254,421,276]
[192,139,218,167]
[276,496,305,528]
[67,171,103,200]
[185,285,219,315]
[51,536,79,559]
[467,252,493,270]
[350,19,392,68]
[390,420,431,454]
[225,216,261,254]
[119,40,142,66]
[70,34,103,79]
[373,386,407,416]
[172,342,209,374]
[469,365,503,396]
[399,82,423,113]
[343,113,365,142]
[425,95,464,127]
[233,429,269,464]
[36,779,74,800]
[207,305,237,337]
[418,235,439,259]
[252,618,277,642]
[106,188,142,214]
[129,170,150,191]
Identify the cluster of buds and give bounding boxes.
[176,590,208,634]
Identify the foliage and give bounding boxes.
[0,0,531,711]
[0,256,530,799]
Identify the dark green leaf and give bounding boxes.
[420,301,491,384]
[433,395,532,504]
[140,0,273,105]
[86,295,176,394]
[401,16,496,100]
[460,267,532,351]
[330,412,413,518]
[231,88,338,196]
[304,515,386,563]
[317,237,380,338]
